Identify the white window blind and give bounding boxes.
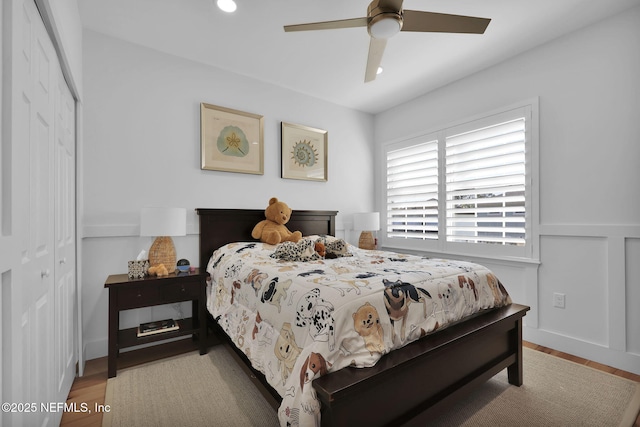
[445,118,526,245]
[386,140,438,240]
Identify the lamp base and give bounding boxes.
[148,236,177,273]
[358,231,376,250]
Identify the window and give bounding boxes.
[387,138,439,241]
[445,117,526,245]
[383,102,537,260]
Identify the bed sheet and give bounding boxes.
[206,238,511,427]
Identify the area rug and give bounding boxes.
[103,346,640,427]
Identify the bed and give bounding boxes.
[197,208,529,427]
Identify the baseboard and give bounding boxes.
[524,327,640,376]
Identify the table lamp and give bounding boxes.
[353,212,380,250]
[140,207,186,273]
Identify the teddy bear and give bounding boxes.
[251,197,302,245]
[314,242,326,257]
[148,264,169,276]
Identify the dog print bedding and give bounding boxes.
[206,237,512,427]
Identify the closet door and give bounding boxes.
[4,0,76,425]
[54,71,76,406]
[23,0,56,425]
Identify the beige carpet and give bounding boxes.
[103,346,640,427]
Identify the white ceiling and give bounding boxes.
[78,0,639,114]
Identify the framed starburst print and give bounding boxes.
[201,103,264,174]
[281,122,328,181]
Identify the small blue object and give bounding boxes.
[176,258,190,272]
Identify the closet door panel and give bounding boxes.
[29,2,56,424]
[54,71,76,398]
[11,0,60,425]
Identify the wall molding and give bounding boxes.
[524,327,640,375]
[82,223,347,240]
[82,223,199,239]
[540,223,640,238]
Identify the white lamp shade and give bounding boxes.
[140,207,186,237]
[353,212,380,231]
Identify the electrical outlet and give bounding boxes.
[553,292,566,309]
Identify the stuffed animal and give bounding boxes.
[314,242,326,258]
[251,197,302,245]
[148,264,169,276]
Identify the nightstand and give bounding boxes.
[104,269,208,378]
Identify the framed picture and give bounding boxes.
[281,122,328,181]
[201,103,264,174]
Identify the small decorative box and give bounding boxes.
[128,260,149,279]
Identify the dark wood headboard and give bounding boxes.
[195,209,338,270]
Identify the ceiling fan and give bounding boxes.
[284,0,490,82]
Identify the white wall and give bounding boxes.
[374,7,640,374]
[81,30,375,359]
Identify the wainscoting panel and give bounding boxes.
[538,235,608,346]
[625,238,640,356]
[533,224,640,375]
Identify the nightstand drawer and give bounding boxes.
[161,280,201,301]
[117,286,161,309]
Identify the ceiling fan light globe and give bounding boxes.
[369,15,402,39]
[216,0,237,13]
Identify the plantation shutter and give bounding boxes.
[386,140,438,240]
[445,117,526,245]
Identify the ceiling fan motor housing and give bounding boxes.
[367,0,403,39]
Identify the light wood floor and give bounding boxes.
[61,340,640,427]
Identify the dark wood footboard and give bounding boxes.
[313,303,529,427]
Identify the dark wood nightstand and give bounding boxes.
[104,269,208,378]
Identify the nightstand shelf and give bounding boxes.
[105,270,208,378]
[118,317,198,347]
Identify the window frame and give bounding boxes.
[379,99,539,263]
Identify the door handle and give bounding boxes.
[41,269,51,278]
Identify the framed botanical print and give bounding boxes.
[201,103,264,174]
[281,122,328,181]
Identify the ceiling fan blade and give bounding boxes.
[284,17,367,32]
[402,10,490,34]
[365,37,387,82]
[377,0,403,11]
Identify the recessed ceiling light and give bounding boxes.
[377,67,383,75]
[217,0,237,13]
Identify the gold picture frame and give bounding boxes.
[201,103,264,174]
[281,122,328,181]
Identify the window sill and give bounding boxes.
[380,245,541,268]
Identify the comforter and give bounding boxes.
[206,237,511,427]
